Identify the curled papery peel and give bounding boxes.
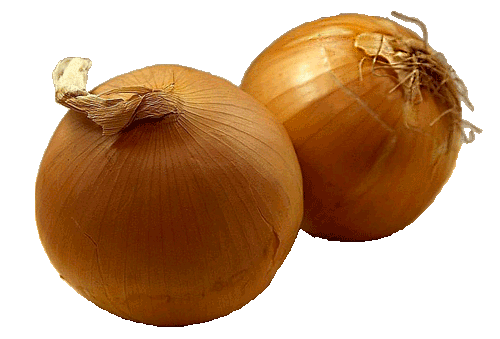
[53,57,179,135]
[53,57,92,100]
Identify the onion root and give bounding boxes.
[354,11,481,144]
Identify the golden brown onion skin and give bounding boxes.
[36,65,303,326]
[241,14,462,241]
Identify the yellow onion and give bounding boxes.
[36,58,303,326]
[241,12,479,241]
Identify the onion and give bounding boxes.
[241,12,480,241]
[36,58,303,326]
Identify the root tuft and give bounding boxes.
[354,12,481,144]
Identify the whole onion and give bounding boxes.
[36,58,303,326]
[241,12,480,241]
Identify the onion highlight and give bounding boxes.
[241,12,480,241]
[36,58,303,326]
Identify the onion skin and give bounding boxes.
[36,64,303,326]
[241,14,462,241]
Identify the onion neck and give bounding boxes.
[53,57,181,135]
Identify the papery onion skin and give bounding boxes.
[36,64,303,326]
[241,14,464,241]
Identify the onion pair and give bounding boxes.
[36,11,479,327]
[241,12,480,241]
[36,58,303,326]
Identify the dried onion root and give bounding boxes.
[355,11,481,143]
